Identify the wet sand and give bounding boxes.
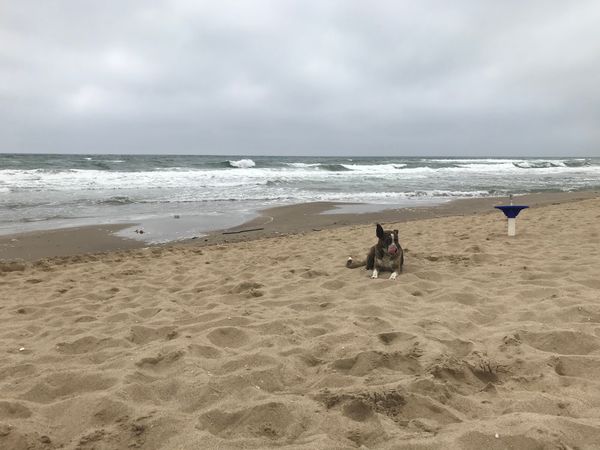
[1,190,598,262]
[0,224,142,262]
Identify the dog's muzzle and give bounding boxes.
[388,244,398,255]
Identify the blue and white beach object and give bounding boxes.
[495,197,529,236]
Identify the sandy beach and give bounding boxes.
[2,194,600,449]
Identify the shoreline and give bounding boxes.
[192,189,600,247]
[1,190,599,262]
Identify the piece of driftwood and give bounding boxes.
[222,227,264,235]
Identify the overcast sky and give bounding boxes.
[1,1,599,156]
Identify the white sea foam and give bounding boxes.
[340,163,406,172]
[2,159,599,194]
[428,158,518,163]
[513,160,565,169]
[228,159,256,168]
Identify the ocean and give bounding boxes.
[1,154,599,242]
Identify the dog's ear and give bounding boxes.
[376,223,384,239]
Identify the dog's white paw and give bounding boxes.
[371,269,379,279]
[389,272,398,280]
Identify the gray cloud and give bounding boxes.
[1,0,599,155]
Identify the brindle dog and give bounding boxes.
[346,223,404,280]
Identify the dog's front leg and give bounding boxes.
[371,268,379,279]
[389,272,398,280]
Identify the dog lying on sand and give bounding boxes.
[346,223,404,280]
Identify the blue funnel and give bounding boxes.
[494,205,529,218]
[495,205,528,236]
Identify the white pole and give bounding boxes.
[508,218,516,236]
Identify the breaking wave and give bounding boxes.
[564,159,591,167]
[97,196,136,205]
[318,164,352,172]
[513,159,590,169]
[227,159,256,168]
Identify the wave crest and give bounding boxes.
[98,196,136,205]
[513,160,571,169]
[228,159,256,168]
[564,159,591,167]
[319,164,352,172]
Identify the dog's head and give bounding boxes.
[376,223,400,256]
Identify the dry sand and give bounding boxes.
[1,196,600,449]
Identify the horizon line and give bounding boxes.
[1,152,598,158]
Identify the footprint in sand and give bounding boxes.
[300,269,328,279]
[207,327,249,348]
[435,338,475,358]
[136,307,163,319]
[521,330,600,355]
[377,331,418,345]
[321,280,345,290]
[554,355,600,378]
[217,354,278,375]
[342,399,374,422]
[127,326,178,344]
[318,388,433,423]
[19,372,118,404]
[187,344,222,359]
[74,315,97,323]
[198,402,299,440]
[230,281,264,298]
[331,350,422,377]
[55,336,129,354]
[136,350,185,372]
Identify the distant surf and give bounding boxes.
[227,159,256,168]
